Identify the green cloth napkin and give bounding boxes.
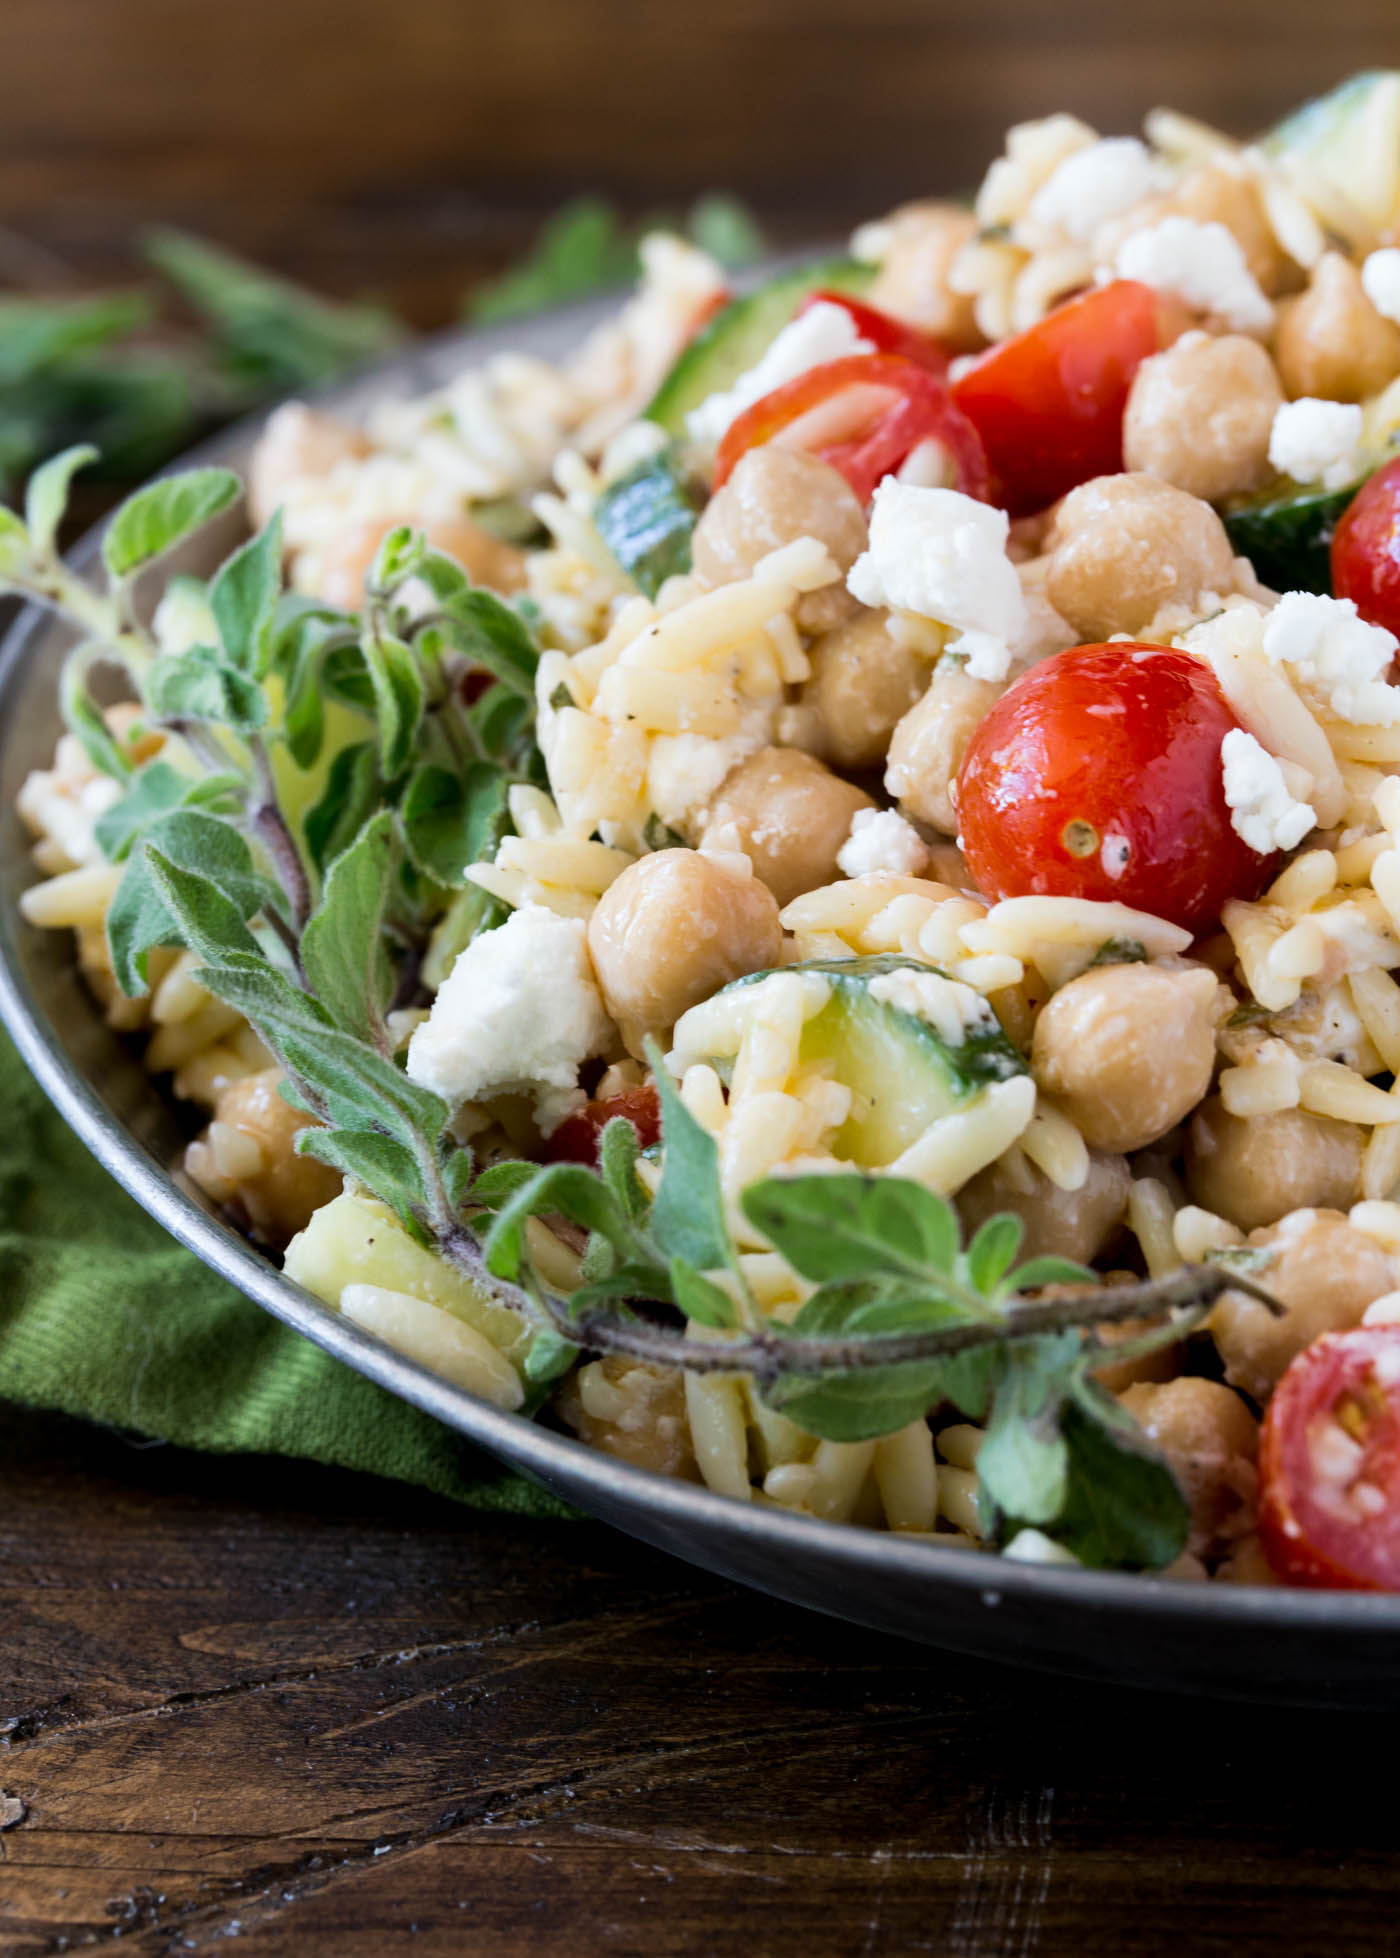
[0,1026,572,1514]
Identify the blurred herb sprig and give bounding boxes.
[0,194,765,508]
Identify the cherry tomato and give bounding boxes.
[544,1085,661,1168]
[1331,458,1400,638]
[956,643,1275,934]
[1258,1325,1400,1591]
[798,290,951,373]
[950,280,1176,516]
[714,352,990,504]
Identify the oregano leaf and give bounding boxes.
[25,443,97,556]
[299,811,396,1046]
[95,759,242,862]
[102,467,240,579]
[964,1212,1024,1296]
[741,1174,962,1287]
[106,809,275,994]
[668,1257,736,1329]
[145,642,268,734]
[304,740,380,872]
[646,1041,729,1271]
[399,761,510,888]
[295,1126,428,1230]
[210,512,282,674]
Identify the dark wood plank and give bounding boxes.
[2,1404,1398,1955]
[2,0,1398,321]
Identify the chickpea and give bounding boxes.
[690,447,867,633]
[1045,474,1240,641]
[698,747,874,907]
[884,665,1004,836]
[315,513,525,609]
[1091,1315,1183,1395]
[1274,252,1400,403]
[199,1068,342,1246]
[804,608,925,770]
[1184,1097,1363,1232]
[1123,333,1283,503]
[1118,1377,1259,1559]
[587,847,782,1055]
[1209,1207,1397,1404]
[868,201,983,348]
[956,1147,1130,1266]
[556,1357,698,1481]
[1098,165,1284,293]
[246,402,370,530]
[1030,963,1222,1154]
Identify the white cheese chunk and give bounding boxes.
[836,807,930,879]
[1027,137,1164,243]
[684,301,874,448]
[1261,591,1400,726]
[406,904,613,1133]
[866,966,998,1048]
[1220,727,1317,856]
[1267,397,1364,491]
[846,481,1027,677]
[1362,247,1400,326]
[1112,218,1274,334]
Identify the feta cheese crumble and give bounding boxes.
[846,481,1028,679]
[683,302,873,448]
[1220,727,1317,855]
[1261,591,1400,726]
[405,905,613,1133]
[1268,397,1364,490]
[1027,137,1164,243]
[1112,218,1274,335]
[1362,247,1400,326]
[866,966,998,1048]
[836,807,930,878]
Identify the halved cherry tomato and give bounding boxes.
[798,290,951,373]
[544,1084,662,1168]
[950,280,1175,516]
[1258,1325,1400,1591]
[713,352,990,504]
[956,642,1275,934]
[1331,458,1400,638]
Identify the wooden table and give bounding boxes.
[6,5,1400,1949]
[2,1401,1396,1955]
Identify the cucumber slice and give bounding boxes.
[285,1186,533,1366]
[1223,478,1361,595]
[594,446,702,597]
[1223,376,1400,593]
[1262,71,1400,243]
[644,257,875,439]
[722,954,1027,1168]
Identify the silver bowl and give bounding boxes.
[4,300,1399,1706]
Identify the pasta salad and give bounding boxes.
[13,72,1400,1589]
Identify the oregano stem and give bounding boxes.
[247,732,312,932]
[428,1228,1280,1384]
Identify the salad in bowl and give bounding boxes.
[10,72,1400,1594]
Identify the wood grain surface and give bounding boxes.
[2,0,1398,319]
[1,1403,1397,1956]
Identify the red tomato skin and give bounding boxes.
[950,281,1170,516]
[798,290,951,373]
[1331,458,1400,638]
[1258,1326,1400,1592]
[713,352,990,503]
[544,1085,661,1168]
[956,643,1275,934]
